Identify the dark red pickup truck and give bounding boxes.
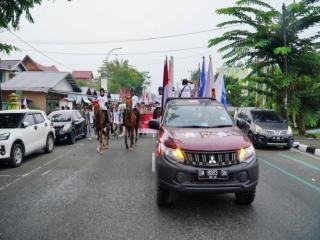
[149,98,259,206]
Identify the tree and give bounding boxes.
[209,0,320,135]
[0,0,42,53]
[96,59,151,95]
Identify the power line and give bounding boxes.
[18,46,208,56]
[18,25,240,45]
[7,29,73,71]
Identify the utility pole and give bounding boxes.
[282,3,289,121]
[101,47,122,91]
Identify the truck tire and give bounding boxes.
[235,189,256,205]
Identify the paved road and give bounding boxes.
[0,136,319,240]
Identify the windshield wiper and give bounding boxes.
[178,125,204,128]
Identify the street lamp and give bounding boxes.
[101,47,122,91]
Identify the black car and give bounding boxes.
[149,98,258,206]
[48,110,86,144]
[234,108,294,149]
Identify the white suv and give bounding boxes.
[0,110,55,167]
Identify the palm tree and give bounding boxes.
[209,0,320,134]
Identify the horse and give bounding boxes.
[123,96,138,150]
[92,102,110,153]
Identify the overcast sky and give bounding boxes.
[0,0,293,92]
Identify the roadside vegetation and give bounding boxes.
[209,0,320,135]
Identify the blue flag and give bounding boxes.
[220,74,227,107]
[198,57,206,97]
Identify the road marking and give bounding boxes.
[0,175,11,177]
[151,152,156,172]
[0,145,80,192]
[290,148,320,160]
[280,153,320,172]
[41,170,52,176]
[260,158,320,193]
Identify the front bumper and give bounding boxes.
[54,131,71,142]
[157,156,259,194]
[0,140,13,160]
[254,133,294,146]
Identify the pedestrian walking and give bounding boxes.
[113,105,121,138]
[85,106,94,140]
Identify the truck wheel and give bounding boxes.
[235,189,256,205]
[9,143,24,168]
[157,186,171,206]
[44,134,54,153]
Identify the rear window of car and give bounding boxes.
[24,114,36,125]
[164,104,233,128]
[34,113,45,123]
[0,113,24,128]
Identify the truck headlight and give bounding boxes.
[239,144,255,163]
[164,145,185,164]
[255,125,265,134]
[287,126,293,135]
[0,133,10,141]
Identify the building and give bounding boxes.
[1,72,81,113]
[72,71,94,86]
[22,55,59,72]
[0,59,27,83]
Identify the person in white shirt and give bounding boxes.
[155,86,163,107]
[178,79,192,98]
[97,88,109,111]
[96,88,110,127]
[131,88,139,109]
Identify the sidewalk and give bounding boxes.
[294,135,320,157]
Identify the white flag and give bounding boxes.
[204,55,214,98]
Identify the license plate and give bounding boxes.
[198,169,228,180]
[273,136,283,141]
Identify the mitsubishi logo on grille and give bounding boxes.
[209,156,216,164]
[274,130,280,135]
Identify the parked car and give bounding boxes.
[48,110,86,144]
[234,108,294,149]
[149,98,259,206]
[0,109,55,167]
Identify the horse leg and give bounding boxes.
[130,129,134,150]
[124,127,129,149]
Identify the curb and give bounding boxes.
[295,143,320,157]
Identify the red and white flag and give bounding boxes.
[162,57,169,106]
[168,56,174,97]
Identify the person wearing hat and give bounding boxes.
[178,79,192,97]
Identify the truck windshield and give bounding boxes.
[0,113,24,128]
[164,105,233,128]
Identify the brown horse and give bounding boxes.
[123,97,138,150]
[92,102,109,153]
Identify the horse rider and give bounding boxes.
[178,79,192,97]
[122,88,139,126]
[97,88,110,125]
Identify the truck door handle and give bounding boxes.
[34,125,38,130]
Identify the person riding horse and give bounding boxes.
[123,88,140,126]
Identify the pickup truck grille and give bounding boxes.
[185,151,238,167]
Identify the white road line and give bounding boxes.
[151,152,156,173]
[0,146,79,192]
[290,148,320,160]
[41,170,52,176]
